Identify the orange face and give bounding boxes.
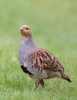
[20,25,32,36]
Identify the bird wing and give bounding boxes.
[28,48,64,72]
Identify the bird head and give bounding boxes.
[20,25,32,38]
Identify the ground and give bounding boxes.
[0,0,77,100]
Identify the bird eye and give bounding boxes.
[26,28,28,30]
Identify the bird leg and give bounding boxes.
[33,79,44,89]
[34,82,39,89]
[33,79,40,89]
[40,79,44,88]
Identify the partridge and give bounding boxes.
[18,25,71,89]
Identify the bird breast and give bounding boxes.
[18,40,36,66]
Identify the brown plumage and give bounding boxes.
[18,25,71,89]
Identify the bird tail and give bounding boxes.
[62,74,72,82]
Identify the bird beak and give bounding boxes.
[20,28,23,30]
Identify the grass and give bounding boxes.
[0,0,77,100]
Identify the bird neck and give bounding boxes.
[21,34,36,47]
[21,36,26,40]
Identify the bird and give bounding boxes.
[18,25,71,89]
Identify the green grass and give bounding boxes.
[0,0,77,100]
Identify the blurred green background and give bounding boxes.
[0,0,77,100]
